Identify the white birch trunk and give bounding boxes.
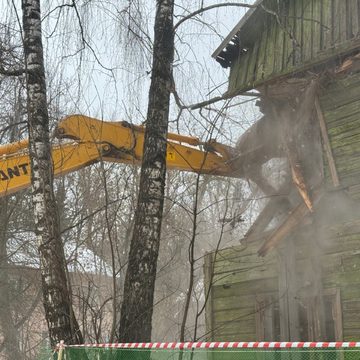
[22,0,83,347]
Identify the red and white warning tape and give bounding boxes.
[66,341,360,349]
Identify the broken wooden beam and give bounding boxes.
[314,98,340,187]
[258,191,322,257]
[286,143,314,212]
[245,195,291,242]
[276,105,314,211]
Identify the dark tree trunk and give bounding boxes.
[118,0,174,342]
[22,0,83,347]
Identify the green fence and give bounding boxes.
[55,342,360,360]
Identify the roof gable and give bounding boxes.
[215,0,360,93]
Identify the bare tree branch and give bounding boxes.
[174,2,257,31]
[188,91,259,110]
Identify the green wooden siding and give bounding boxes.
[204,236,279,341]
[204,76,360,338]
[228,0,360,93]
[297,219,360,341]
[320,72,360,193]
[212,3,360,337]
[205,217,360,341]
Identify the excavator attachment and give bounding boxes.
[0,115,239,197]
[56,115,237,176]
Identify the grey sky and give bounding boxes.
[1,0,258,143]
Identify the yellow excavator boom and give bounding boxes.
[0,115,239,197]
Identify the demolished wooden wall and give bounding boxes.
[204,71,360,342]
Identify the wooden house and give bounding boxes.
[204,0,360,342]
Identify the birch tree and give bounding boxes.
[22,0,82,346]
[118,0,175,342]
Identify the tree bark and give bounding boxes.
[0,198,22,359]
[118,0,174,342]
[22,0,82,347]
[0,100,23,359]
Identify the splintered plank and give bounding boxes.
[258,203,309,256]
[279,104,315,210]
[258,191,323,257]
[315,98,340,187]
[289,155,314,210]
[245,197,291,243]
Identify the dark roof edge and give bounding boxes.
[211,0,264,59]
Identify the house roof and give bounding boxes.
[212,0,264,66]
[214,0,360,92]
